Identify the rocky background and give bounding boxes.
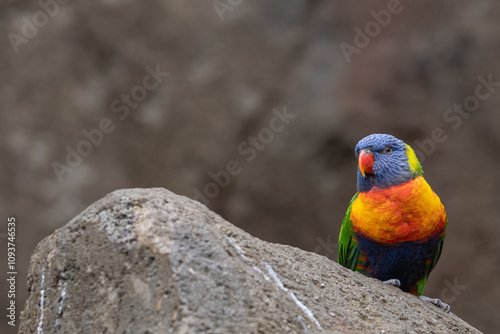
[1,1,499,333]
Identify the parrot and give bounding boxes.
[338,133,449,312]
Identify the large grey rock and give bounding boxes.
[19,188,481,334]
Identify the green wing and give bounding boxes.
[415,216,447,295]
[338,193,360,270]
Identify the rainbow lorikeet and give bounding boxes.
[338,134,449,312]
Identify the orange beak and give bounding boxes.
[358,149,374,177]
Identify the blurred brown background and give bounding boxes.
[2,0,500,333]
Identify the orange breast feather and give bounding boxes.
[350,177,446,243]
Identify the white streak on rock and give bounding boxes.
[263,262,323,331]
[252,265,269,281]
[225,236,270,281]
[298,315,310,334]
[55,281,68,329]
[36,266,46,334]
[224,235,250,262]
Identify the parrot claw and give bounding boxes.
[419,295,451,313]
[382,279,401,287]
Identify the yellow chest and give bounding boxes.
[350,177,446,243]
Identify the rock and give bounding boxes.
[19,188,481,334]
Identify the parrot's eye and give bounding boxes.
[382,146,393,155]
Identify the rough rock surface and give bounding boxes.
[19,188,481,334]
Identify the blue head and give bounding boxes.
[354,134,423,192]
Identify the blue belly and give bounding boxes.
[356,234,441,293]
